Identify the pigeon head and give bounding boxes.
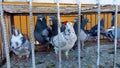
[74,18,79,23]
[37,14,45,22]
[65,22,74,34]
[34,15,47,32]
[12,28,20,36]
[81,18,89,30]
[11,42,21,49]
[66,22,73,29]
[73,18,79,35]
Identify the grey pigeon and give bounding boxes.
[73,17,90,50]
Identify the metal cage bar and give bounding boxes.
[114,0,118,68]
[0,0,10,68]
[29,0,36,68]
[97,0,101,68]
[77,0,81,68]
[56,0,62,68]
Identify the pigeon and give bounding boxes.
[88,18,105,41]
[106,27,120,40]
[102,12,115,40]
[50,22,77,60]
[10,28,31,63]
[34,15,52,45]
[103,12,120,43]
[73,17,90,50]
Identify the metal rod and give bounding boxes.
[56,0,62,68]
[0,0,10,68]
[77,0,81,68]
[97,0,101,68]
[114,1,118,68]
[29,0,36,68]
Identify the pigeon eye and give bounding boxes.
[12,46,14,49]
[68,29,70,33]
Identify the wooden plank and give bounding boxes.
[2,4,120,14]
[3,0,120,5]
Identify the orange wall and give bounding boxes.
[13,13,120,39]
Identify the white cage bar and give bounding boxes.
[29,0,36,68]
[114,0,118,68]
[56,0,62,68]
[0,0,10,68]
[97,0,101,68]
[77,0,81,68]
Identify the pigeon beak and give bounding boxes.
[40,18,43,21]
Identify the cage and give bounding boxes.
[0,0,120,68]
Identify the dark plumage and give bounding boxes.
[88,18,105,39]
[73,16,89,35]
[61,23,66,32]
[50,16,58,37]
[34,15,52,45]
[50,15,66,37]
[81,16,89,30]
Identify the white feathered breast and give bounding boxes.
[11,33,23,49]
[80,29,88,41]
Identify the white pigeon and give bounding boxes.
[50,22,77,59]
[10,28,31,63]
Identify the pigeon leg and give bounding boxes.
[118,40,120,43]
[65,51,71,61]
[23,51,30,63]
[117,43,120,47]
[54,48,59,59]
[55,54,59,59]
[23,56,29,63]
[81,41,84,51]
[54,50,59,59]
[15,58,21,64]
[80,45,83,51]
[93,38,97,42]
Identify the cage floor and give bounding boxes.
[1,41,120,68]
